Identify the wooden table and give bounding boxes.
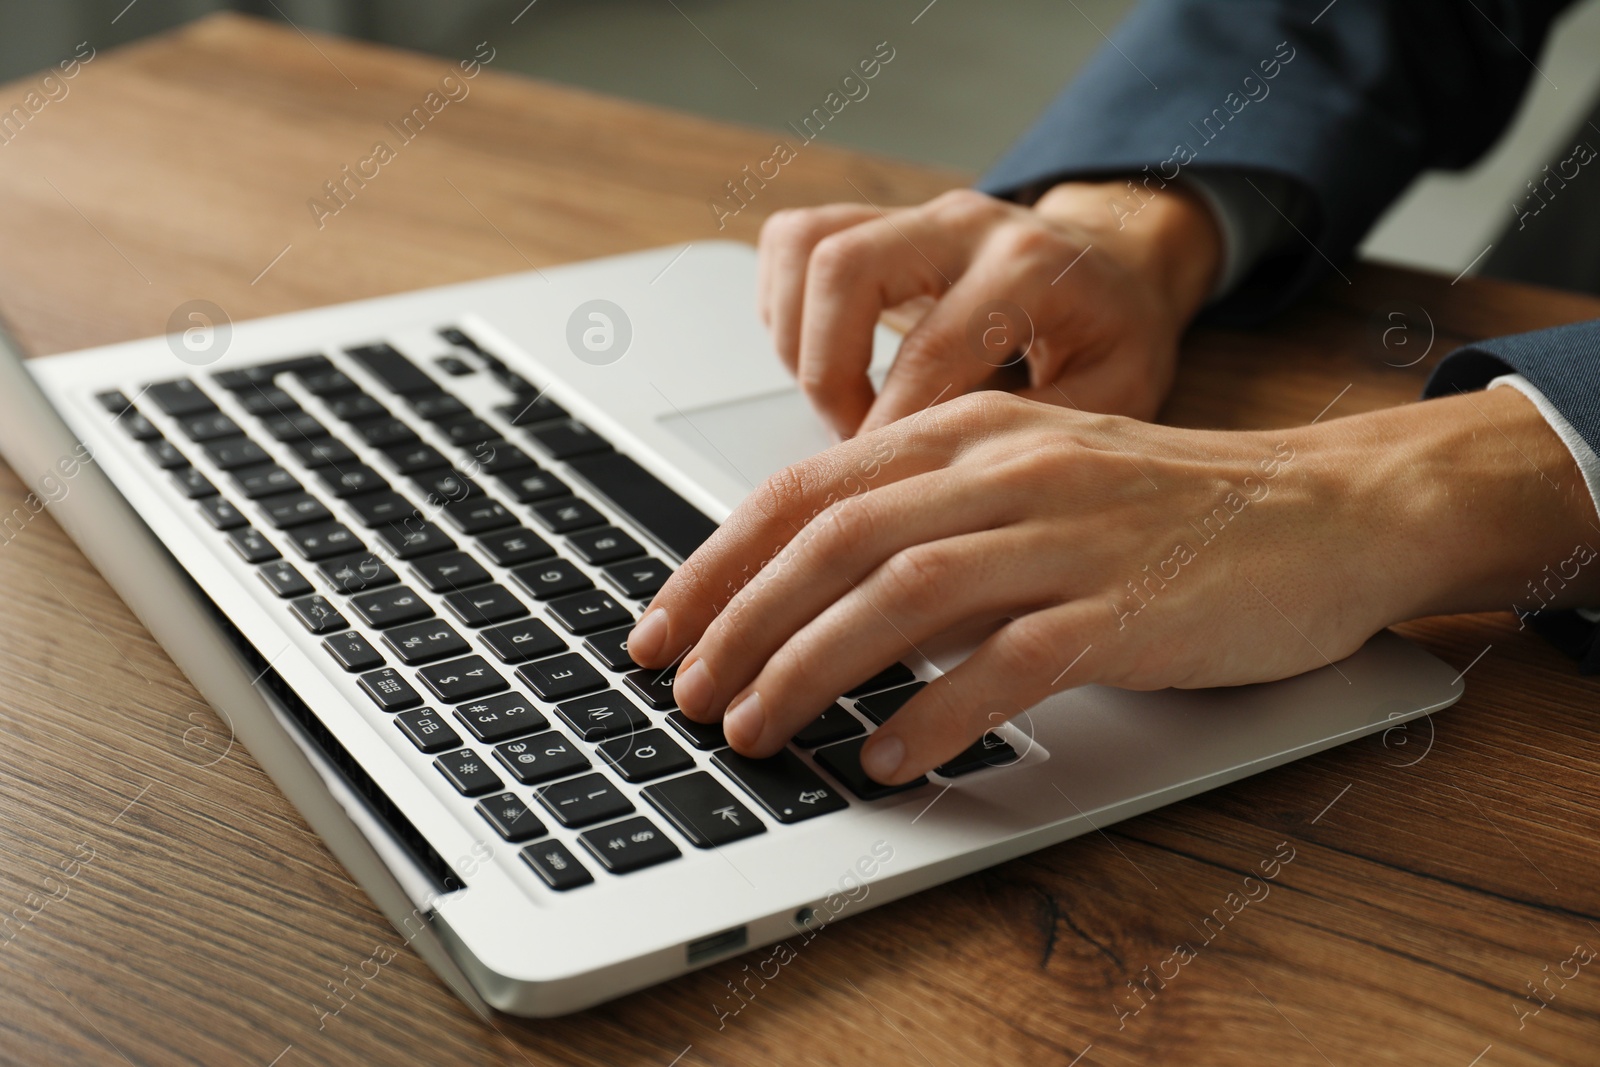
[0,14,1595,1066]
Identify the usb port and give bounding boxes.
[687,925,747,964]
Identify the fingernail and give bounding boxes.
[861,735,905,782]
[627,608,668,664]
[674,658,713,718]
[723,691,764,749]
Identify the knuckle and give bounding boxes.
[806,232,863,286]
[816,494,880,554]
[994,615,1062,676]
[750,462,814,524]
[877,544,953,614]
[761,207,822,249]
[942,389,1019,431]
[988,219,1061,261]
[926,188,1000,227]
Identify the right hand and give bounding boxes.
[755,181,1224,439]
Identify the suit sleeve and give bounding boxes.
[977,0,1576,323]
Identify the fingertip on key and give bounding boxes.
[861,734,906,783]
[627,607,668,665]
[674,658,714,719]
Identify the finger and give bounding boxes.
[795,207,984,438]
[757,204,878,370]
[626,423,948,669]
[720,525,1065,755]
[859,604,1103,783]
[859,222,1077,434]
[674,469,1024,723]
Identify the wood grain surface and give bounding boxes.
[0,14,1595,1067]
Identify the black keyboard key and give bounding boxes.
[298,367,360,397]
[379,441,450,475]
[410,470,482,507]
[285,521,362,561]
[548,590,631,635]
[666,711,726,750]
[603,558,673,599]
[230,464,300,499]
[578,815,680,874]
[531,497,606,534]
[350,417,419,449]
[409,551,491,593]
[322,630,385,672]
[443,584,528,628]
[233,385,297,417]
[855,682,927,726]
[143,439,186,469]
[417,655,507,703]
[641,772,765,847]
[314,464,389,498]
[474,443,535,474]
[476,527,554,567]
[624,668,676,710]
[476,792,545,843]
[228,527,281,564]
[95,389,133,415]
[813,737,928,800]
[176,412,242,442]
[358,668,423,712]
[197,495,248,530]
[526,419,611,459]
[510,558,593,600]
[495,732,590,785]
[349,585,434,629]
[455,692,548,743]
[556,691,650,742]
[712,749,849,824]
[169,467,218,499]
[288,437,356,468]
[117,410,161,441]
[495,468,569,503]
[346,343,436,396]
[936,731,1019,777]
[537,772,634,828]
[318,551,397,594]
[435,355,473,377]
[211,367,278,391]
[566,527,644,566]
[521,839,592,891]
[792,705,867,748]
[146,379,216,417]
[324,393,389,422]
[409,391,469,422]
[289,594,347,635]
[441,497,516,534]
[261,410,329,442]
[596,728,693,781]
[517,652,605,702]
[258,491,332,529]
[565,451,719,561]
[480,619,566,664]
[374,519,456,559]
[437,415,499,449]
[201,437,270,470]
[584,626,638,671]
[383,619,470,665]
[434,748,502,796]
[398,713,467,755]
[345,490,418,527]
[495,395,567,427]
[845,663,918,698]
[258,560,312,597]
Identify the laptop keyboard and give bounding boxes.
[90,327,1017,894]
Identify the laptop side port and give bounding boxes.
[687,925,748,965]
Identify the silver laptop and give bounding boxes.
[0,240,1462,1016]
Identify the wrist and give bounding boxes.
[1301,388,1600,626]
[1033,178,1223,325]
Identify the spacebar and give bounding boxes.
[564,451,718,561]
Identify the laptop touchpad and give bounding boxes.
[658,387,836,491]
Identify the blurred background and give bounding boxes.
[4,0,1599,293]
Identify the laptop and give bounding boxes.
[0,240,1463,1016]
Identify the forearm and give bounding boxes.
[1306,387,1600,625]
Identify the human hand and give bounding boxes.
[755,181,1223,439]
[625,388,1600,784]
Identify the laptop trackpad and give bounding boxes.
[658,387,836,492]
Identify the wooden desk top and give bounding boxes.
[0,15,1595,1066]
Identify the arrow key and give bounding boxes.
[711,749,848,824]
[642,770,766,847]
